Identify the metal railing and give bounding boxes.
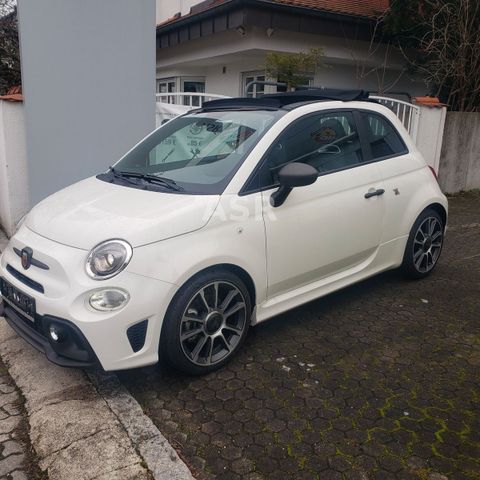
[370,96,420,142]
[155,92,229,108]
[155,91,421,142]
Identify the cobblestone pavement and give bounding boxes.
[0,361,44,480]
[119,193,480,480]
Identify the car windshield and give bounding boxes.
[106,109,285,194]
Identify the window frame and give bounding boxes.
[239,108,409,196]
[242,71,267,97]
[356,110,409,163]
[101,108,287,196]
[157,77,178,94]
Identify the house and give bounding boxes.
[155,0,427,99]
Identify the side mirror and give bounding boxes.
[270,162,318,207]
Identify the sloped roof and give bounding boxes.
[268,0,388,18]
[157,0,389,28]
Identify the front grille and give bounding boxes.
[127,320,148,353]
[6,265,44,294]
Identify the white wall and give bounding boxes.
[156,27,427,97]
[0,101,29,236]
[18,0,156,206]
[200,60,427,98]
[438,112,480,193]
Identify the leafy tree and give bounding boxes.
[0,0,20,95]
[384,0,480,111]
[265,48,324,91]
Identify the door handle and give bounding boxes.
[364,188,385,199]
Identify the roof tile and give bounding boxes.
[157,0,389,28]
[269,0,388,18]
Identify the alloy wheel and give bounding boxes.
[412,216,443,273]
[179,281,247,366]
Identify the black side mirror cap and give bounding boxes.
[270,162,318,207]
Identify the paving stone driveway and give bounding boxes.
[119,193,480,480]
[0,361,42,480]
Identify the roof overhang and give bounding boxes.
[156,0,379,49]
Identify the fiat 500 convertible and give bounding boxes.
[0,90,447,374]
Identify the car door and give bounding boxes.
[254,109,386,299]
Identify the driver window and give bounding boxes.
[259,111,363,187]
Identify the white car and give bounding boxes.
[0,90,447,375]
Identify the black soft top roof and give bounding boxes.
[202,89,370,111]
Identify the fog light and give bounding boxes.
[89,289,130,312]
[49,324,64,342]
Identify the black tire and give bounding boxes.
[161,269,252,375]
[401,208,444,279]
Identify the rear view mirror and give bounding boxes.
[270,162,318,207]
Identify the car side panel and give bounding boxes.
[377,155,448,247]
[127,193,268,304]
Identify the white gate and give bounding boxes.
[369,96,420,142]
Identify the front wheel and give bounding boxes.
[161,269,252,375]
[401,208,444,279]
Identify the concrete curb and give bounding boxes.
[0,232,194,480]
[88,370,194,480]
[0,321,151,480]
[0,319,195,480]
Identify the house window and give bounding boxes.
[156,77,206,106]
[157,78,177,94]
[181,77,206,106]
[242,72,266,98]
[242,71,315,97]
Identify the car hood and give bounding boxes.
[25,177,220,249]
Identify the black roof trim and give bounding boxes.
[201,89,370,111]
[201,97,285,110]
[264,89,370,102]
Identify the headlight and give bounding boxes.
[85,240,133,280]
[89,288,130,311]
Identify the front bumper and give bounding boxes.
[0,299,97,368]
[0,225,177,371]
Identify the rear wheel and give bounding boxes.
[161,269,251,375]
[401,208,444,279]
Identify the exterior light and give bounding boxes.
[85,240,133,280]
[89,289,130,312]
[49,324,65,342]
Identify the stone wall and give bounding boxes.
[438,112,480,193]
[0,101,29,236]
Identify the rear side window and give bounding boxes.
[360,112,408,160]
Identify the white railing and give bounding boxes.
[156,92,229,108]
[155,92,421,143]
[370,96,420,142]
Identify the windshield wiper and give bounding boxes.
[109,167,183,192]
[109,167,145,187]
[141,174,184,192]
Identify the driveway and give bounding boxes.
[119,193,480,480]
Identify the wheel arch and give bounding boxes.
[425,202,448,230]
[159,262,257,371]
[169,263,257,313]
